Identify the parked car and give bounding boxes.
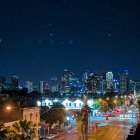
[52,132,60,137]
[129,128,135,135]
[45,134,56,140]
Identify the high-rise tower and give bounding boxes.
[11,75,19,90]
[106,72,113,91]
[25,81,33,93]
[119,70,129,93]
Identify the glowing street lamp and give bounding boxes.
[65,107,69,111]
[6,106,11,110]
[106,97,109,101]
[113,100,117,104]
[115,95,118,98]
[113,100,117,108]
[6,106,23,111]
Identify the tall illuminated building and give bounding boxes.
[101,80,107,94]
[50,77,59,92]
[0,77,6,92]
[129,80,140,93]
[106,72,113,91]
[113,79,119,92]
[119,70,129,93]
[25,81,33,93]
[83,70,90,82]
[61,69,79,96]
[39,81,44,94]
[61,69,72,93]
[85,73,100,94]
[11,75,19,90]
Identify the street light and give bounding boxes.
[113,100,117,108]
[106,97,109,101]
[6,106,23,110]
[115,95,118,98]
[6,106,12,110]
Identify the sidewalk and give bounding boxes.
[59,124,73,133]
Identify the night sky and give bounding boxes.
[0,0,140,84]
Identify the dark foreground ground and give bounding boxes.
[126,124,140,140]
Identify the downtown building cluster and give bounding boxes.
[0,75,19,92]
[1,69,140,98]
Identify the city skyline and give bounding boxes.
[0,0,140,84]
[0,69,134,87]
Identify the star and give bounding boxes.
[78,40,81,43]
[108,33,112,37]
[49,33,54,36]
[50,40,54,45]
[69,40,73,45]
[48,23,52,27]
[0,38,2,42]
[60,41,64,45]
[37,40,43,44]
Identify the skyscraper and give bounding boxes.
[50,77,59,92]
[0,77,6,92]
[106,72,113,91]
[11,75,19,90]
[39,81,45,93]
[101,79,107,94]
[113,79,119,92]
[25,81,33,93]
[61,69,73,93]
[83,70,90,82]
[119,70,129,93]
[85,73,100,94]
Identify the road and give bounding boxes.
[55,116,137,140]
[100,117,136,140]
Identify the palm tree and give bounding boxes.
[7,120,36,140]
[100,99,109,112]
[81,105,90,140]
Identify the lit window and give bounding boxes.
[66,103,68,106]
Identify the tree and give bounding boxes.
[7,120,36,140]
[135,99,140,114]
[0,124,7,140]
[93,99,100,109]
[81,105,90,140]
[41,102,66,129]
[76,117,82,140]
[100,99,109,112]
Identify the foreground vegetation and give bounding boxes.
[0,120,37,140]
